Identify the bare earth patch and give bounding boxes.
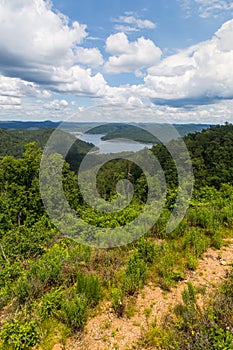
[65,240,233,350]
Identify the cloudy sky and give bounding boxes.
[1,0,233,123]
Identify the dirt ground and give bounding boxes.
[65,239,233,350]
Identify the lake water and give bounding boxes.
[75,133,153,154]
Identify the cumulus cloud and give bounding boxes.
[75,47,104,67]
[0,75,50,98]
[143,19,233,107]
[51,66,107,96]
[105,32,162,74]
[113,13,156,32]
[0,0,106,96]
[44,99,69,110]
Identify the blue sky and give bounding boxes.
[0,0,233,123]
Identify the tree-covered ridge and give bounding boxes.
[0,123,232,349]
[152,123,233,189]
[0,128,94,171]
[87,122,211,144]
[0,120,60,130]
[185,123,233,187]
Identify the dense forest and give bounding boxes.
[88,122,210,143]
[0,123,232,349]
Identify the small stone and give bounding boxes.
[52,344,63,350]
[220,260,227,266]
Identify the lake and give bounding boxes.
[75,133,153,154]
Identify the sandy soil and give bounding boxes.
[65,239,233,350]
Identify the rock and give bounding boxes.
[220,260,227,266]
[52,344,63,350]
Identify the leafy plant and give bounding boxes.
[60,294,88,331]
[111,287,125,317]
[0,320,39,350]
[123,252,147,295]
[76,272,102,307]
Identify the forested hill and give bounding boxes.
[152,123,233,189]
[0,128,54,158]
[88,123,211,143]
[0,120,60,130]
[0,123,233,350]
[185,123,233,187]
[0,128,93,161]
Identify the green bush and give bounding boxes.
[111,287,125,317]
[76,272,102,307]
[14,277,31,304]
[0,320,39,350]
[123,252,147,295]
[162,270,233,350]
[39,288,63,319]
[155,242,184,290]
[29,250,63,287]
[60,294,88,331]
[0,262,22,288]
[183,229,210,258]
[211,231,223,249]
[137,238,156,264]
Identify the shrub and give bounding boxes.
[29,251,63,287]
[60,294,88,331]
[137,238,156,264]
[111,287,125,317]
[39,288,63,319]
[0,320,39,350]
[76,272,102,307]
[123,252,147,295]
[211,231,223,249]
[14,277,31,304]
[183,229,210,258]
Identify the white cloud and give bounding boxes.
[105,32,162,74]
[75,47,104,67]
[142,19,233,105]
[196,0,233,17]
[113,13,156,32]
[51,66,107,96]
[0,75,49,98]
[180,0,233,18]
[0,96,21,107]
[0,0,87,67]
[44,99,69,109]
[0,0,106,96]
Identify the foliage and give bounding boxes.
[0,320,39,350]
[111,287,125,317]
[60,294,88,331]
[123,252,147,295]
[0,123,233,348]
[76,272,102,307]
[137,238,157,264]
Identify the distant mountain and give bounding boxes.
[0,120,61,130]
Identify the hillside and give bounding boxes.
[0,123,232,350]
[88,123,211,143]
[0,128,94,171]
[151,123,233,189]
